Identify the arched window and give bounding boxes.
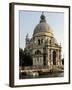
[53,51,56,65]
[50,40,51,44]
[37,58,39,62]
[41,39,43,43]
[35,50,41,55]
[38,39,40,45]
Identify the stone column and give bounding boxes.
[58,49,61,66]
[46,48,48,66]
[56,50,58,66]
[48,48,51,66]
[51,49,53,65]
[59,49,62,65]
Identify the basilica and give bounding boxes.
[25,13,62,67]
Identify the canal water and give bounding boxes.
[19,72,64,79]
[39,72,64,78]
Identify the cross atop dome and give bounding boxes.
[41,11,44,15]
[40,12,46,23]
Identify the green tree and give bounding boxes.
[19,48,24,66]
[19,48,33,67]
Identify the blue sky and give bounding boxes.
[19,10,64,57]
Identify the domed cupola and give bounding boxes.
[33,12,54,37]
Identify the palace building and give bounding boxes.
[25,13,62,67]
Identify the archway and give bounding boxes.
[35,50,41,55]
[53,51,56,65]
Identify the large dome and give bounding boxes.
[33,22,53,35]
[33,13,53,36]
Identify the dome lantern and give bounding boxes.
[40,12,46,23]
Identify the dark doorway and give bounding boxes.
[43,54,46,66]
[62,58,64,65]
[43,47,47,66]
[38,39,40,45]
[53,51,56,65]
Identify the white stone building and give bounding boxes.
[25,13,62,67]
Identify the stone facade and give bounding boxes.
[25,13,62,67]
